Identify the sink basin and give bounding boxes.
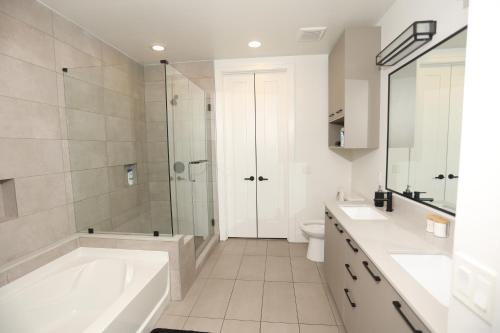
[339,206,387,220]
[391,254,452,307]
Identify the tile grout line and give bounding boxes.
[259,245,268,331]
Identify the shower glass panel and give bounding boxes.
[164,63,214,255]
[63,63,169,235]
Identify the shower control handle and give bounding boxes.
[244,176,255,181]
[258,176,269,181]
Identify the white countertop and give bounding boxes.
[324,199,453,333]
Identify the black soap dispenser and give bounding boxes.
[403,185,413,198]
[374,185,384,207]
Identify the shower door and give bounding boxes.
[165,65,213,251]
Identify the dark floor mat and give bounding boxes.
[151,329,207,333]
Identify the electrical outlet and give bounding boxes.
[452,253,496,324]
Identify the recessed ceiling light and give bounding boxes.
[151,44,165,52]
[248,41,262,48]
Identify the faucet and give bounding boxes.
[413,191,434,202]
[373,191,393,212]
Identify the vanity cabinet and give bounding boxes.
[324,207,431,333]
[324,210,346,306]
[328,27,381,149]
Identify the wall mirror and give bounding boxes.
[386,27,467,215]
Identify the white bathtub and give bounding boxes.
[0,247,170,333]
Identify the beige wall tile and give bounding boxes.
[149,181,170,201]
[145,82,166,102]
[68,140,107,170]
[101,43,129,67]
[0,206,71,265]
[147,142,168,162]
[110,186,138,217]
[146,121,167,142]
[52,13,102,59]
[66,108,106,140]
[0,96,60,139]
[151,201,171,232]
[0,138,63,179]
[107,141,136,166]
[111,206,141,229]
[74,193,110,230]
[15,173,67,216]
[106,116,135,141]
[103,65,130,95]
[0,0,53,35]
[145,101,166,122]
[71,167,109,202]
[78,236,117,248]
[107,165,126,191]
[148,162,170,181]
[64,76,103,113]
[103,89,134,119]
[144,65,164,82]
[54,40,100,74]
[0,11,55,69]
[0,54,57,105]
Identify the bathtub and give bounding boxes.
[0,247,170,333]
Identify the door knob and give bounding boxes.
[448,174,459,179]
[258,176,269,181]
[434,174,445,180]
[244,176,255,181]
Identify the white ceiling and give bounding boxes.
[40,0,395,64]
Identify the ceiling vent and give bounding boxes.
[297,27,327,42]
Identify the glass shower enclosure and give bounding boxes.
[62,59,216,256]
[164,64,215,253]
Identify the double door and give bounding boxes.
[223,71,289,238]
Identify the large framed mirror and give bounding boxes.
[386,27,467,215]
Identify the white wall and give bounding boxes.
[351,0,468,203]
[291,55,352,241]
[214,55,351,242]
[447,1,500,331]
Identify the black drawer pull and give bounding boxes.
[324,211,332,219]
[346,239,358,253]
[362,261,381,282]
[336,109,343,114]
[345,264,357,280]
[344,288,356,308]
[392,301,423,333]
[334,223,344,234]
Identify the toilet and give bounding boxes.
[300,220,325,262]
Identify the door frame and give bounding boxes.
[214,57,296,241]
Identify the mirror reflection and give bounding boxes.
[387,28,467,214]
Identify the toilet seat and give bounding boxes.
[300,220,325,239]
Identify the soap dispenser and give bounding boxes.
[403,185,413,198]
[374,185,384,207]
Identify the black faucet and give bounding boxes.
[373,191,393,212]
[413,191,434,202]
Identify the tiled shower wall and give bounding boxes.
[0,0,151,265]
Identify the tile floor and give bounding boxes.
[155,238,346,333]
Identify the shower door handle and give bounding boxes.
[187,163,195,182]
[187,160,207,182]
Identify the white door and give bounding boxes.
[412,64,451,202]
[255,72,289,238]
[444,63,465,209]
[223,73,257,237]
